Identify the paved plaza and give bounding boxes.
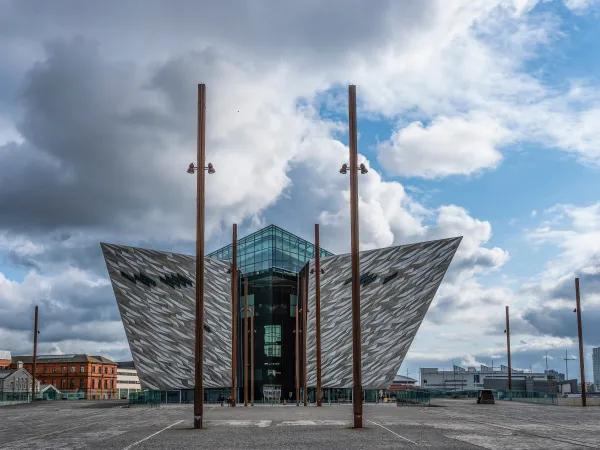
[1,399,599,449]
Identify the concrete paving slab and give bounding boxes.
[0,399,599,449]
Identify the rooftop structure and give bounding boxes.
[207,224,334,275]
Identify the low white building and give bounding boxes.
[0,364,40,405]
[116,361,141,399]
[420,366,550,390]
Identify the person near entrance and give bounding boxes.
[220,394,225,406]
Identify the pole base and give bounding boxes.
[317,400,322,407]
[353,413,363,429]
[194,416,202,429]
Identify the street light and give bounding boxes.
[31,306,39,402]
[295,278,302,407]
[187,83,216,429]
[339,85,367,428]
[504,306,512,391]
[228,224,239,407]
[574,278,587,406]
[312,224,324,407]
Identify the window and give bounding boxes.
[62,366,66,373]
[44,367,48,373]
[80,366,85,373]
[52,380,56,386]
[61,379,66,388]
[70,366,75,373]
[264,345,281,357]
[70,379,75,388]
[52,367,56,373]
[104,380,108,389]
[104,367,107,374]
[474,375,480,383]
[79,379,84,388]
[35,367,39,373]
[92,366,95,373]
[110,367,113,374]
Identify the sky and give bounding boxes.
[1,0,600,384]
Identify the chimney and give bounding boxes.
[17,361,23,369]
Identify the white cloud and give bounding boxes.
[378,114,507,178]
[1,0,599,364]
[564,0,599,12]
[528,202,600,284]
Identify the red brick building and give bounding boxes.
[10,354,118,399]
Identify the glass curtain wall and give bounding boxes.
[207,224,334,403]
[207,225,333,275]
[237,270,297,403]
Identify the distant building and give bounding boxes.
[0,364,40,395]
[0,351,11,369]
[389,375,417,391]
[593,347,600,388]
[420,367,550,391]
[116,361,141,399]
[545,369,565,382]
[39,384,62,400]
[9,354,117,399]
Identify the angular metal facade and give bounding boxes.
[101,243,231,390]
[305,237,461,389]
[102,235,460,393]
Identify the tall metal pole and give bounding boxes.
[231,224,238,406]
[244,278,248,407]
[194,83,206,429]
[250,306,254,407]
[505,306,512,391]
[31,305,38,402]
[348,84,363,428]
[575,278,587,406]
[315,224,322,407]
[303,271,308,407]
[296,278,300,406]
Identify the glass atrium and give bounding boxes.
[206,224,333,275]
[206,225,333,403]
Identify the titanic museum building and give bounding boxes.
[102,224,461,403]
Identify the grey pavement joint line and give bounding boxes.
[121,419,185,450]
[366,419,419,445]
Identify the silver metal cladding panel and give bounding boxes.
[101,243,231,390]
[305,237,461,389]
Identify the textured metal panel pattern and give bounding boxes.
[101,243,231,390]
[305,237,461,389]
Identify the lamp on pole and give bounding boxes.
[295,276,301,406]
[339,85,367,428]
[187,83,216,429]
[310,224,324,407]
[574,278,587,406]
[303,271,308,407]
[250,306,255,407]
[504,306,512,391]
[31,306,39,402]
[243,277,249,407]
[231,224,238,407]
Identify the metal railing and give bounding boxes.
[396,390,431,406]
[427,389,481,399]
[128,391,161,407]
[496,389,558,405]
[0,392,34,405]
